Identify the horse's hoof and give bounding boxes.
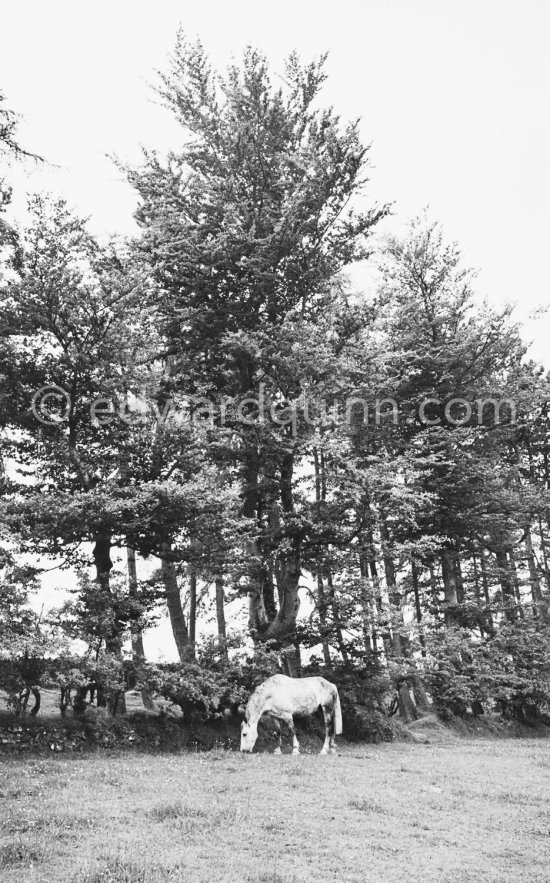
[273,747,282,755]
[292,749,300,755]
[320,748,328,755]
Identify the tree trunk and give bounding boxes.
[280,640,302,677]
[243,447,274,641]
[247,547,270,639]
[93,532,113,594]
[508,549,525,620]
[411,676,430,712]
[59,687,71,719]
[525,527,549,622]
[160,545,190,661]
[359,574,376,657]
[265,562,279,621]
[315,573,332,666]
[127,548,156,711]
[215,576,229,661]
[472,551,486,636]
[380,517,417,721]
[255,451,301,647]
[472,550,482,603]
[411,560,426,657]
[73,686,88,717]
[455,555,465,604]
[397,682,418,723]
[408,562,429,709]
[495,548,516,622]
[312,448,332,666]
[93,532,126,715]
[94,533,123,654]
[29,687,41,716]
[264,542,301,641]
[365,525,392,659]
[479,550,495,634]
[538,516,550,591]
[188,559,197,657]
[479,550,490,604]
[327,568,349,664]
[127,547,145,660]
[380,517,407,657]
[441,548,459,626]
[428,564,444,624]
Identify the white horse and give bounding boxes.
[240,674,342,755]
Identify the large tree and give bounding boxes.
[126,37,388,662]
[1,194,244,670]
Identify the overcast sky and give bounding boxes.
[1,0,549,361]
[2,1,549,658]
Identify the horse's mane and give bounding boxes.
[245,679,271,722]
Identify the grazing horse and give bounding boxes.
[240,674,342,755]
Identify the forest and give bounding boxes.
[2,36,550,738]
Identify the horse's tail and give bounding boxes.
[333,687,343,735]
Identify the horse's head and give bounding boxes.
[240,718,258,753]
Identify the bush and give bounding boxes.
[43,653,128,717]
[424,624,550,722]
[0,652,45,715]
[141,662,238,720]
[481,624,550,722]
[303,659,394,742]
[140,636,283,722]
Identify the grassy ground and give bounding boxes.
[1,739,549,883]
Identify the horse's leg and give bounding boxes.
[284,714,300,755]
[273,718,283,754]
[329,710,338,753]
[321,707,332,755]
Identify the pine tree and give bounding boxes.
[125,37,388,661]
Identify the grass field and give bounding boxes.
[1,739,550,883]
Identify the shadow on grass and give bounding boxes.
[72,858,185,883]
[257,875,297,883]
[6,813,96,835]
[0,840,45,869]
[147,802,208,822]
[349,797,388,814]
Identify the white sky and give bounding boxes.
[1,0,549,658]
[1,0,549,361]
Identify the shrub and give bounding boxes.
[141,662,240,720]
[303,660,394,742]
[45,653,128,717]
[424,624,550,722]
[141,638,281,722]
[0,652,45,715]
